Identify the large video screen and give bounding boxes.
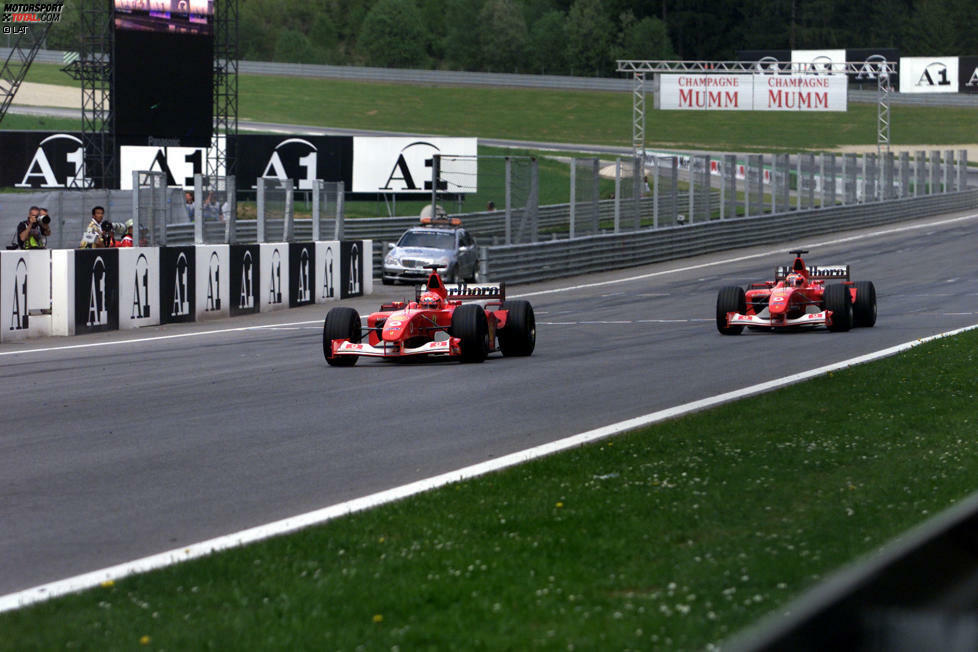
[112,0,213,147]
[114,0,214,36]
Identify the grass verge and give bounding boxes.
[20,63,978,151]
[3,329,977,649]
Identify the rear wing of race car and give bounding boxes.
[776,264,850,281]
[416,282,506,302]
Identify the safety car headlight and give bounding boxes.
[385,254,399,266]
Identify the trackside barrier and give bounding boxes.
[725,486,978,651]
[1,241,372,341]
[482,190,978,285]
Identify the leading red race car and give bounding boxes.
[323,265,535,365]
[716,250,877,335]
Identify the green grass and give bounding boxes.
[0,113,81,131]
[20,63,978,151]
[4,329,977,650]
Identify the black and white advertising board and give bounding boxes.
[0,132,92,189]
[74,248,119,334]
[314,241,340,304]
[259,243,289,312]
[340,240,364,299]
[118,248,160,329]
[352,137,478,194]
[119,143,212,190]
[899,57,959,93]
[846,48,900,87]
[195,245,229,320]
[288,242,316,308]
[159,246,196,324]
[229,245,260,316]
[237,136,353,192]
[0,250,52,341]
[960,56,978,94]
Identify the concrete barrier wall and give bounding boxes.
[0,240,372,342]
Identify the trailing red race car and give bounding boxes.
[323,265,535,365]
[716,250,877,335]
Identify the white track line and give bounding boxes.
[2,322,976,613]
[3,213,975,358]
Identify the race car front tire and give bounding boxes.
[716,286,746,335]
[852,281,877,328]
[323,306,362,366]
[450,304,489,363]
[824,284,853,332]
[499,300,536,356]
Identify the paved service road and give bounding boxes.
[2,210,977,595]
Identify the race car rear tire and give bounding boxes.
[852,281,877,328]
[323,307,361,366]
[450,304,489,363]
[824,284,853,332]
[716,286,746,335]
[499,300,536,357]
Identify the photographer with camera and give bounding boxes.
[79,205,113,249]
[10,206,51,250]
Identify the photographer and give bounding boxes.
[12,206,51,250]
[79,205,112,249]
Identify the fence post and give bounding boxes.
[335,180,345,241]
[943,150,953,193]
[614,157,621,233]
[193,174,203,244]
[528,158,539,243]
[283,181,294,242]
[591,157,600,234]
[633,156,642,231]
[652,156,659,229]
[312,178,321,241]
[504,157,512,245]
[131,170,140,248]
[226,175,237,245]
[569,159,576,239]
[430,154,440,215]
[257,178,266,244]
[929,150,940,194]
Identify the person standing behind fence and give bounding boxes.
[113,219,134,247]
[184,191,195,221]
[10,205,51,249]
[80,206,109,248]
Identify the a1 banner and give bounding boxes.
[229,245,260,316]
[845,48,899,87]
[340,241,364,299]
[736,50,791,74]
[118,248,160,329]
[0,250,52,341]
[960,56,978,94]
[74,248,119,334]
[160,246,196,324]
[288,243,316,308]
[259,243,290,312]
[899,57,959,93]
[195,246,230,320]
[314,241,340,304]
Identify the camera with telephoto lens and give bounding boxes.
[39,214,51,225]
[101,220,114,234]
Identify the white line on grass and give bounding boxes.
[2,322,976,613]
[2,213,975,358]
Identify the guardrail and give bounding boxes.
[725,485,978,651]
[482,190,978,285]
[11,48,978,105]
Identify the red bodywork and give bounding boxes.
[331,270,510,360]
[725,253,858,329]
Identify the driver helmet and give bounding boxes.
[786,273,804,288]
[419,292,442,310]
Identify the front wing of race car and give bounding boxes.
[726,311,833,328]
[332,337,463,358]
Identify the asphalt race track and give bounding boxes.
[2,210,978,597]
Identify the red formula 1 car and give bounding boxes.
[716,250,877,335]
[322,266,535,365]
